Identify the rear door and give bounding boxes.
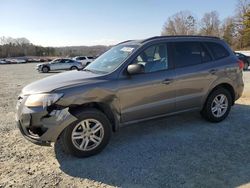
[170,41,216,111]
[64,59,74,69]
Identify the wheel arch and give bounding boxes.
[70,66,78,70]
[42,65,50,71]
[68,102,119,132]
[204,83,236,107]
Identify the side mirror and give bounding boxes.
[127,64,144,75]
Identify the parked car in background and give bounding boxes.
[17,36,244,158]
[72,56,95,67]
[39,58,52,62]
[28,57,42,62]
[5,58,26,64]
[0,60,6,64]
[36,58,83,73]
[235,52,249,71]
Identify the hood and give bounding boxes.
[37,63,49,66]
[22,70,103,95]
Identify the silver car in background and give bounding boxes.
[36,58,83,73]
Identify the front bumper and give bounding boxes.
[16,95,77,146]
[36,66,42,71]
[17,121,51,146]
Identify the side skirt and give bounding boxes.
[119,107,201,127]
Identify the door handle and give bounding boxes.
[209,69,218,74]
[162,79,173,85]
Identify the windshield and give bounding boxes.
[85,44,138,74]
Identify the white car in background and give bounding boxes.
[0,60,6,64]
[5,58,26,64]
[72,56,95,67]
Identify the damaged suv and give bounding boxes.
[16,36,244,157]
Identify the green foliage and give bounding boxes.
[242,10,250,48]
[222,18,235,46]
[0,39,109,58]
[0,41,56,58]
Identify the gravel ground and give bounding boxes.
[0,64,250,188]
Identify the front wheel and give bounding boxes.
[42,66,49,73]
[59,109,112,158]
[201,88,232,122]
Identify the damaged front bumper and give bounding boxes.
[16,95,77,146]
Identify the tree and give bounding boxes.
[222,17,236,46]
[235,0,250,23]
[242,10,250,48]
[15,38,30,45]
[161,11,197,35]
[200,11,220,36]
[234,0,250,48]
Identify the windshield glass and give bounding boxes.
[85,44,138,74]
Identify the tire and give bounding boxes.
[70,66,78,70]
[201,87,232,122]
[59,109,112,158]
[42,66,49,73]
[243,62,249,71]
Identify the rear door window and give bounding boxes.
[205,42,229,60]
[172,42,204,68]
[65,59,74,63]
[201,44,212,62]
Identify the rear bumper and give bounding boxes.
[234,76,244,101]
[235,84,244,101]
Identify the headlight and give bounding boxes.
[25,93,63,108]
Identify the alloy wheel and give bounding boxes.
[211,94,228,118]
[71,119,104,151]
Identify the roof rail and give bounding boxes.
[115,40,135,46]
[141,35,221,43]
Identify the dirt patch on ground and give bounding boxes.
[0,64,250,187]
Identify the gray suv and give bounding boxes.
[16,36,244,157]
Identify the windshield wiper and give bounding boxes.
[83,68,107,74]
[83,68,93,73]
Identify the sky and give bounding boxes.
[0,0,237,47]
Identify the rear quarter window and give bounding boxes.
[205,42,229,60]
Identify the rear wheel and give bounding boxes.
[201,87,232,122]
[59,109,112,158]
[70,66,78,70]
[42,66,49,73]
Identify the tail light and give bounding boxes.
[237,60,244,70]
